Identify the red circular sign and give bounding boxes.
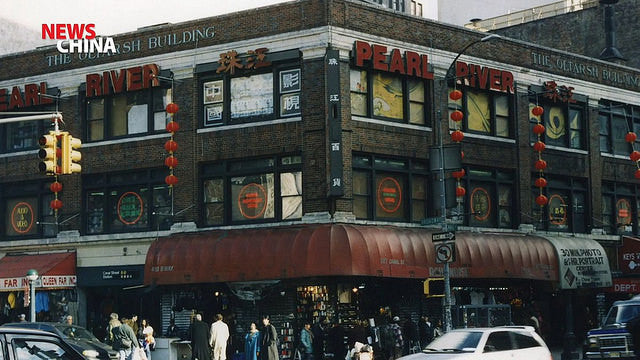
[117,192,144,225]
[617,198,632,225]
[11,202,34,234]
[548,194,567,225]
[238,183,268,219]
[470,187,491,221]
[376,177,402,213]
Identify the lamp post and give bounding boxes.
[437,33,501,332]
[25,269,38,322]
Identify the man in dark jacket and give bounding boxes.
[261,316,279,360]
[190,314,212,360]
[418,316,433,348]
[113,317,139,360]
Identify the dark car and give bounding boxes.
[0,326,86,360]
[1,322,118,360]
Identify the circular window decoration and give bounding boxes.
[548,194,567,225]
[238,183,268,219]
[616,198,632,225]
[376,177,402,213]
[11,202,34,234]
[470,187,491,221]
[117,191,144,225]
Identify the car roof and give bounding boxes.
[449,326,538,333]
[0,327,61,337]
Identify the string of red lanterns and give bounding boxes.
[164,102,180,188]
[49,177,63,213]
[625,131,640,179]
[531,105,548,207]
[449,89,466,201]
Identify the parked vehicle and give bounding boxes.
[1,322,118,360]
[397,326,551,360]
[585,295,640,359]
[0,326,87,360]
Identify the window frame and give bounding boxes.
[457,168,515,229]
[602,182,640,235]
[448,87,515,139]
[200,155,303,226]
[1,180,57,239]
[598,101,640,155]
[531,176,589,233]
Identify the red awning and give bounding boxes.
[0,252,76,291]
[144,224,558,285]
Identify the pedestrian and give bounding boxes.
[300,322,314,360]
[65,315,73,325]
[311,319,326,360]
[190,314,212,360]
[166,318,181,338]
[64,315,78,338]
[245,322,261,360]
[112,317,140,360]
[141,319,155,360]
[433,320,443,338]
[402,318,418,354]
[418,316,433,348]
[106,313,122,346]
[389,317,403,360]
[18,314,26,322]
[326,322,345,360]
[260,316,279,360]
[210,314,230,360]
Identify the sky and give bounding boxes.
[4,0,292,36]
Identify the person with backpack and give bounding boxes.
[113,317,139,360]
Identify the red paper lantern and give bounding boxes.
[534,159,547,170]
[535,194,548,206]
[164,140,178,153]
[450,110,463,122]
[626,132,638,143]
[533,124,545,135]
[449,89,463,101]
[635,169,640,179]
[533,141,546,152]
[452,169,466,179]
[165,174,179,186]
[534,177,548,188]
[451,130,464,142]
[631,151,640,162]
[166,102,179,114]
[532,106,544,117]
[50,181,63,193]
[456,186,466,197]
[166,121,180,133]
[165,156,179,168]
[50,199,63,210]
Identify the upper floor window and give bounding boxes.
[201,155,302,226]
[456,168,514,228]
[529,82,586,150]
[531,176,588,233]
[410,1,423,16]
[602,182,640,235]
[448,87,513,138]
[2,181,56,239]
[353,154,428,222]
[198,48,301,127]
[84,169,172,234]
[599,101,640,156]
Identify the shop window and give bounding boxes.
[200,66,300,127]
[353,154,428,222]
[201,155,302,226]
[85,87,171,142]
[602,182,640,235]
[84,170,172,234]
[2,181,56,239]
[448,88,513,138]
[599,101,640,156]
[0,106,56,153]
[528,84,586,150]
[457,168,514,229]
[350,69,430,126]
[531,177,588,233]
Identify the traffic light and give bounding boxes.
[61,132,81,174]
[38,131,60,175]
[424,278,445,297]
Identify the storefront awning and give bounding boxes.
[542,236,612,289]
[144,224,559,285]
[0,252,77,291]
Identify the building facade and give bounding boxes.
[0,0,638,352]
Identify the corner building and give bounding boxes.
[0,0,638,351]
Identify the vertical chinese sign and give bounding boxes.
[326,48,344,197]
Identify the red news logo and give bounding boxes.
[42,23,115,54]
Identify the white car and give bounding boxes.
[398,326,552,360]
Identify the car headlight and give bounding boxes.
[588,337,597,347]
[82,349,100,358]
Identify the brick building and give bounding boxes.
[0,0,638,350]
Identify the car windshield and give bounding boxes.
[425,330,483,352]
[53,324,99,341]
[603,305,640,326]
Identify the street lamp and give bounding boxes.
[437,33,501,333]
[25,269,38,322]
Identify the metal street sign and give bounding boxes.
[432,231,456,242]
[421,217,441,225]
[435,243,455,263]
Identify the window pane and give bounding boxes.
[350,69,368,116]
[231,73,274,119]
[354,196,369,219]
[496,116,509,138]
[467,90,490,133]
[152,185,172,230]
[409,79,424,102]
[548,191,569,231]
[373,73,403,120]
[6,197,38,236]
[231,173,275,221]
[612,114,629,155]
[409,102,425,125]
[87,191,105,234]
[412,176,427,222]
[109,93,149,137]
[281,172,302,220]
[153,88,171,131]
[204,179,224,226]
[498,186,512,228]
[375,174,405,220]
[495,95,509,116]
[545,106,566,147]
[6,121,38,151]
